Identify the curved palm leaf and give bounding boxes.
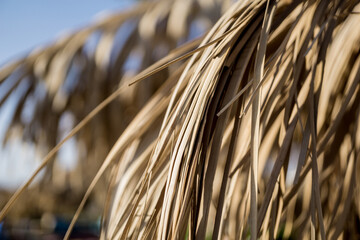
[1,0,360,239]
[98,0,360,239]
[0,0,228,219]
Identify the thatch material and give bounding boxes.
[1,0,360,239]
[0,0,226,218]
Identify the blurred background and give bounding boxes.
[0,0,226,238]
[0,1,134,65]
[0,1,133,239]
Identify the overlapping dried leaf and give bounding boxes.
[1,0,360,239]
[0,0,227,218]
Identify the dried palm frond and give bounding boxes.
[0,0,229,218]
[1,0,360,239]
[97,0,360,239]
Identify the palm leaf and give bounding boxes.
[1,0,360,239]
[0,0,225,218]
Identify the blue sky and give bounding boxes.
[0,0,134,66]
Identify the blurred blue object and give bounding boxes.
[0,221,9,240]
[0,217,100,239]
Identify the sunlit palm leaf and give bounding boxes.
[1,0,360,239]
[0,0,227,219]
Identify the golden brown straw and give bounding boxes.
[1,0,360,239]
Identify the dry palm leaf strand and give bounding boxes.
[0,2,231,213]
[250,2,274,238]
[1,0,360,239]
[0,26,234,223]
[63,23,251,238]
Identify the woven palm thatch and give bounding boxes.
[1,0,360,239]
